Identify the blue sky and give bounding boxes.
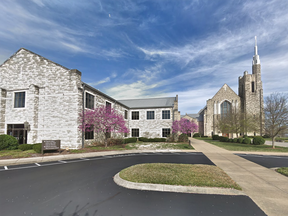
[1,0,288,114]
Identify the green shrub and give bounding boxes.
[193,133,200,138]
[0,135,19,150]
[179,133,188,142]
[238,138,243,143]
[243,135,248,138]
[242,137,251,144]
[18,144,33,151]
[153,138,166,142]
[262,134,270,138]
[33,143,42,153]
[123,138,137,144]
[139,137,148,142]
[202,136,208,138]
[107,138,124,146]
[219,136,229,142]
[233,138,238,143]
[252,136,265,145]
[212,135,219,140]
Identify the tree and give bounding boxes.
[172,118,198,135]
[79,105,129,147]
[265,93,288,148]
[216,109,259,137]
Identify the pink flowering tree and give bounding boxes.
[172,118,198,135]
[79,105,129,147]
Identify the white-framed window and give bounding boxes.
[85,92,94,109]
[14,91,26,108]
[162,128,171,137]
[132,128,139,137]
[162,110,170,119]
[132,111,139,120]
[147,111,154,120]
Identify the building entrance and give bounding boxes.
[7,124,27,144]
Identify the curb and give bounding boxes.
[0,149,197,166]
[113,172,246,196]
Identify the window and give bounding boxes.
[124,110,128,119]
[162,110,170,119]
[252,82,255,92]
[162,128,170,137]
[132,128,139,137]
[85,125,94,140]
[106,101,111,113]
[14,92,25,108]
[132,111,139,120]
[221,101,231,117]
[85,93,94,109]
[147,111,155,120]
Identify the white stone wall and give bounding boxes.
[128,108,173,138]
[0,49,82,149]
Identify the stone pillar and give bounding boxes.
[27,84,39,143]
[0,88,7,135]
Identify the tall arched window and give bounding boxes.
[221,101,231,117]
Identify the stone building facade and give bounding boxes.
[0,48,180,149]
[198,37,264,137]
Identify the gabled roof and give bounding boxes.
[181,114,199,119]
[118,97,176,109]
[83,82,130,109]
[212,83,239,100]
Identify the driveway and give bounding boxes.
[0,152,265,216]
[265,140,288,148]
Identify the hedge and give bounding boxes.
[179,134,188,142]
[212,135,219,140]
[242,137,251,144]
[107,138,123,146]
[123,138,137,144]
[253,136,265,145]
[0,135,19,150]
[33,143,42,153]
[233,138,238,143]
[238,138,244,144]
[193,133,200,138]
[19,144,33,151]
[219,136,229,142]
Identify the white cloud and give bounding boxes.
[106,81,161,99]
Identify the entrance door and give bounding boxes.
[7,124,27,144]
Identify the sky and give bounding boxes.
[1,0,288,114]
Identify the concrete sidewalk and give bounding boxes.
[190,138,288,216]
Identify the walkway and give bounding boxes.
[190,138,288,216]
[265,140,288,148]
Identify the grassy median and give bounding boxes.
[276,167,288,177]
[195,137,288,152]
[119,163,241,190]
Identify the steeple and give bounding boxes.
[252,36,260,65]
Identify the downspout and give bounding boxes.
[82,83,85,148]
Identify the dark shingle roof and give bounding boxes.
[118,97,176,109]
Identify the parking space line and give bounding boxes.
[58,160,67,163]
[4,166,8,170]
[35,163,41,166]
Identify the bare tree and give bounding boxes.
[216,109,259,137]
[265,93,288,148]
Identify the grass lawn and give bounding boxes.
[276,167,288,177]
[0,142,193,159]
[119,163,241,190]
[195,137,288,152]
[0,149,37,159]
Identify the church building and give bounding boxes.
[198,37,264,137]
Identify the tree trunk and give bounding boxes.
[272,136,275,149]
